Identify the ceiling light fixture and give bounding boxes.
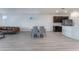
[64,10,68,13]
[61,8,68,13]
[56,10,59,13]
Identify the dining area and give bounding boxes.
[31,26,46,38]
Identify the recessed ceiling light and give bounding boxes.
[64,10,67,13]
[56,10,59,13]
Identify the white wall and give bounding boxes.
[0,14,53,31]
[69,11,79,26]
[0,13,69,31]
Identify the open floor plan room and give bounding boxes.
[0,8,79,51]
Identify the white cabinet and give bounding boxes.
[62,26,79,40]
[62,26,72,37]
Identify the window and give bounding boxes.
[2,15,7,19]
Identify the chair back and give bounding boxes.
[32,26,39,34]
[39,26,46,34]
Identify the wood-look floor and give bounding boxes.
[0,31,79,51]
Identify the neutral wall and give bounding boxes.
[0,13,69,31]
[0,14,53,31]
[70,17,79,26]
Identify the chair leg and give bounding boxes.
[34,34,37,38]
[40,34,44,38]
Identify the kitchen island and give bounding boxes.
[62,26,79,40]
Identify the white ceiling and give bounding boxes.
[0,8,79,15]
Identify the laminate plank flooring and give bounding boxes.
[0,31,79,51]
